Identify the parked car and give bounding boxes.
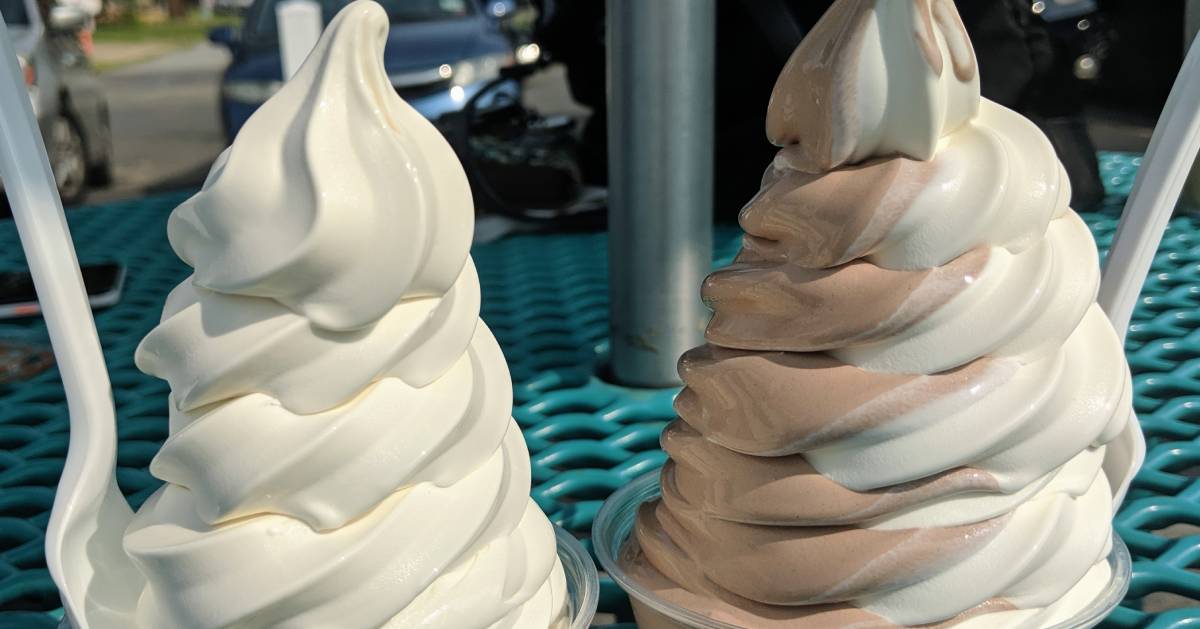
[209,0,529,142]
[213,0,256,16]
[0,0,112,203]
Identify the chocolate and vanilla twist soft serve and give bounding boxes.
[623,1,1134,627]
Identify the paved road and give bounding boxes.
[87,43,231,204]
[86,45,586,205]
[86,41,1150,208]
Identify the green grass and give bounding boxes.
[94,14,239,45]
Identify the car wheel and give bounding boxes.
[87,102,115,186]
[86,159,113,187]
[49,115,88,204]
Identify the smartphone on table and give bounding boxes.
[0,262,125,319]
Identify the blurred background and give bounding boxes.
[0,0,1194,223]
[0,1,1197,624]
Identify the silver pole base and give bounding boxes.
[606,0,716,387]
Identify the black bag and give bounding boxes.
[958,0,1106,210]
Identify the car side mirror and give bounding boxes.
[208,25,238,47]
[48,5,88,32]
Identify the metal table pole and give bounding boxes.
[606,0,715,387]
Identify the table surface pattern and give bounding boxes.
[0,153,1196,628]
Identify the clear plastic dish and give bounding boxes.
[57,524,599,629]
[594,472,1132,629]
[556,523,601,629]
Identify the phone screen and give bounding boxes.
[0,263,125,306]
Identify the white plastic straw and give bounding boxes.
[1098,31,1200,340]
[0,14,138,629]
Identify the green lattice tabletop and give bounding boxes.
[0,153,1196,628]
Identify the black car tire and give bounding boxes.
[87,103,115,187]
[86,160,113,187]
[49,115,88,205]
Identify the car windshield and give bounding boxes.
[245,0,473,43]
[0,0,31,26]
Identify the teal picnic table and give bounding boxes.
[0,153,1196,628]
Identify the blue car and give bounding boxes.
[209,0,524,142]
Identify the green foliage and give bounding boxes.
[94,12,238,44]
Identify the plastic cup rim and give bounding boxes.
[555,523,601,629]
[54,524,600,629]
[593,471,1133,629]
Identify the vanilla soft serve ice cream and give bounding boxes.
[621,0,1136,627]
[121,2,568,626]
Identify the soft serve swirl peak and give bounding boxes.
[623,0,1135,627]
[123,2,567,626]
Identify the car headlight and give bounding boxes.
[515,43,541,65]
[222,79,282,104]
[445,52,512,86]
[17,55,35,86]
[18,56,38,115]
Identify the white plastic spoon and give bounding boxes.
[1099,33,1200,338]
[0,14,142,629]
[1097,32,1200,507]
